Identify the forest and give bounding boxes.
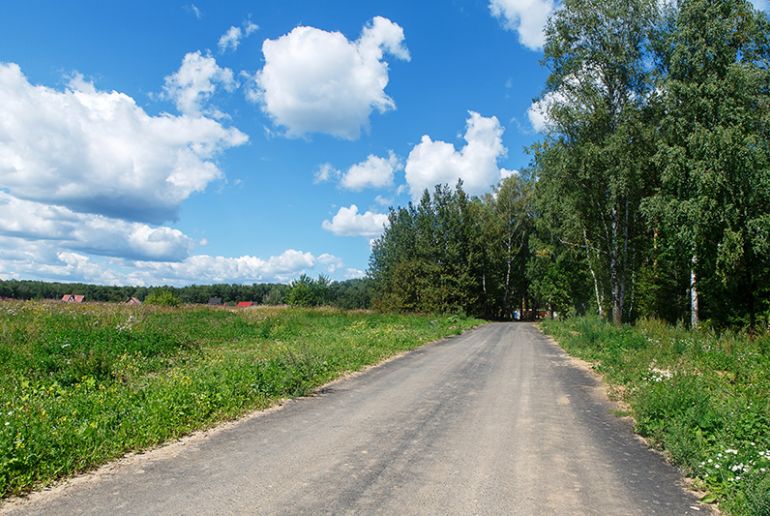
[369,0,770,329]
[0,277,372,310]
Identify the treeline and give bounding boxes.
[371,0,770,329]
[0,278,372,309]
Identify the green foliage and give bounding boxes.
[370,178,534,319]
[286,275,331,307]
[642,0,770,329]
[143,289,180,307]
[0,301,479,498]
[542,317,770,515]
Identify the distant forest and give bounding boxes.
[0,278,373,310]
[370,0,770,330]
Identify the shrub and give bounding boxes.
[144,289,180,307]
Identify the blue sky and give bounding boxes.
[1,1,765,287]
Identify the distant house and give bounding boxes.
[208,297,223,305]
[236,301,254,308]
[61,294,85,303]
[126,297,141,305]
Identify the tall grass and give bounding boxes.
[541,317,770,515]
[0,302,479,498]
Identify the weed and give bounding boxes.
[541,317,770,516]
[0,302,480,498]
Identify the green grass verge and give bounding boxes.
[540,317,770,516]
[0,302,480,498]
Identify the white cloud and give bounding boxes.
[344,268,366,279]
[322,205,389,238]
[131,249,319,284]
[528,93,553,133]
[0,238,122,285]
[374,195,393,207]
[404,112,508,200]
[750,0,769,11]
[0,62,247,223]
[490,0,555,50]
[162,51,237,117]
[317,253,344,273]
[340,151,402,191]
[218,20,259,53]
[187,4,202,19]
[0,237,350,286]
[314,162,341,183]
[249,16,410,139]
[0,192,194,261]
[500,168,519,180]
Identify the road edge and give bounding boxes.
[0,322,488,514]
[534,324,718,515]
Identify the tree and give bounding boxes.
[644,0,770,329]
[536,0,659,324]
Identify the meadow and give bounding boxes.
[0,301,479,498]
[541,317,770,516]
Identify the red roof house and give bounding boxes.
[126,297,141,305]
[236,301,254,308]
[61,294,85,303]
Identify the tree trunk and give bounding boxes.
[583,229,604,318]
[610,208,622,326]
[690,254,699,329]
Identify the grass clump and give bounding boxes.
[541,317,770,515]
[0,301,479,498]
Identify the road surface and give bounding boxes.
[4,323,705,515]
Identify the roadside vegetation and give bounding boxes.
[370,0,770,331]
[0,301,478,498]
[541,317,770,515]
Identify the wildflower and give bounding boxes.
[725,449,738,455]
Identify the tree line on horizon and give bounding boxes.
[369,0,770,330]
[0,277,373,310]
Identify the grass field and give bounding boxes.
[541,317,770,516]
[0,301,480,498]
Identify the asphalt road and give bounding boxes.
[4,323,706,515]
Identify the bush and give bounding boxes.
[143,289,180,307]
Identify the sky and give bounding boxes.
[0,0,767,287]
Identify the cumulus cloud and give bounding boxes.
[131,249,319,284]
[249,16,410,139]
[344,268,366,279]
[0,238,123,285]
[162,51,237,117]
[404,112,508,200]
[0,62,247,223]
[500,168,519,180]
[0,236,349,286]
[322,205,389,238]
[314,163,341,184]
[0,192,194,261]
[218,20,259,53]
[317,253,344,273]
[527,91,561,132]
[490,0,555,50]
[340,151,402,191]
